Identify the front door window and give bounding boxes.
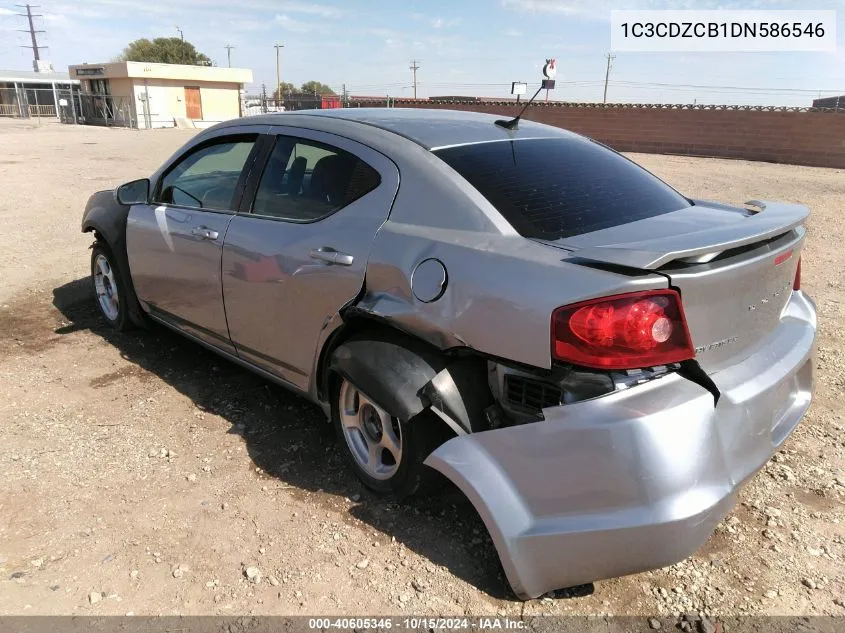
[155,138,256,211]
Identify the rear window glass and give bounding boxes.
[434,138,690,240]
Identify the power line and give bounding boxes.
[15,4,47,70]
[611,80,843,94]
[409,59,420,99]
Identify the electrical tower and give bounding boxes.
[16,4,48,72]
[603,53,615,104]
[409,59,420,100]
[224,44,235,67]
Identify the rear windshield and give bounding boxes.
[434,138,691,240]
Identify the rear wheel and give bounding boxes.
[91,243,130,331]
[332,375,445,499]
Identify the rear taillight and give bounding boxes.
[793,257,801,291]
[552,290,695,370]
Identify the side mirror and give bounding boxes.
[115,178,150,205]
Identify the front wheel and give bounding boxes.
[91,243,131,331]
[332,376,445,499]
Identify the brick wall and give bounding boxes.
[350,100,845,169]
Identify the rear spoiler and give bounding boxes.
[551,200,809,270]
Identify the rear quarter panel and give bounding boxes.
[360,222,670,370]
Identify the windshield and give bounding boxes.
[434,137,691,240]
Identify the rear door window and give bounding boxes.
[434,138,690,240]
[251,136,381,222]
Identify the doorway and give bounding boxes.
[184,86,202,119]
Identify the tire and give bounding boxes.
[331,374,447,499]
[90,242,131,331]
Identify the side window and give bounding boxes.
[252,136,381,221]
[156,137,256,211]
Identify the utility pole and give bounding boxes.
[175,25,184,41]
[274,42,284,106]
[224,44,234,68]
[409,59,420,100]
[16,4,48,71]
[342,83,347,107]
[603,53,615,104]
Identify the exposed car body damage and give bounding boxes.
[356,224,668,369]
[80,190,146,328]
[82,108,817,600]
[330,333,493,435]
[425,291,815,599]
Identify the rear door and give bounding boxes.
[221,127,399,391]
[127,130,261,353]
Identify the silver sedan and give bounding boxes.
[81,108,816,599]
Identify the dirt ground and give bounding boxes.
[0,118,843,619]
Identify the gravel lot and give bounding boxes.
[0,118,843,619]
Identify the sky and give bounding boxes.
[0,0,842,106]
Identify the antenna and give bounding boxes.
[16,4,48,70]
[495,85,544,130]
[409,59,420,99]
[495,58,557,130]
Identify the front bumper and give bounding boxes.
[424,291,816,599]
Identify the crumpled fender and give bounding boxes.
[81,189,146,327]
[329,333,490,433]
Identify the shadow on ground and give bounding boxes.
[51,277,558,601]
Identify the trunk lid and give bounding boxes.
[540,200,808,372]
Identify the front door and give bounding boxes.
[127,133,260,353]
[185,87,202,119]
[221,128,399,391]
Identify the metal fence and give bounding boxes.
[77,93,136,128]
[0,86,67,119]
[0,86,139,127]
[241,91,331,117]
[242,92,283,117]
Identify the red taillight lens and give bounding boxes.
[552,290,695,370]
[793,257,801,291]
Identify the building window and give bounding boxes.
[91,79,110,96]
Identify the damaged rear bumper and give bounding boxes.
[424,292,816,600]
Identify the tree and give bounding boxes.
[119,37,212,66]
[272,82,297,101]
[299,81,336,95]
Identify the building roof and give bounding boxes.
[238,108,571,150]
[0,68,79,84]
[68,61,252,84]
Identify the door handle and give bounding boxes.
[309,247,354,266]
[191,226,219,240]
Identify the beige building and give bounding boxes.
[68,61,253,129]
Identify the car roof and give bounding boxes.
[227,108,575,150]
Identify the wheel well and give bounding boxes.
[316,314,444,405]
[317,314,493,435]
[84,224,147,329]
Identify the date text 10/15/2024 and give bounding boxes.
[307,617,527,630]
